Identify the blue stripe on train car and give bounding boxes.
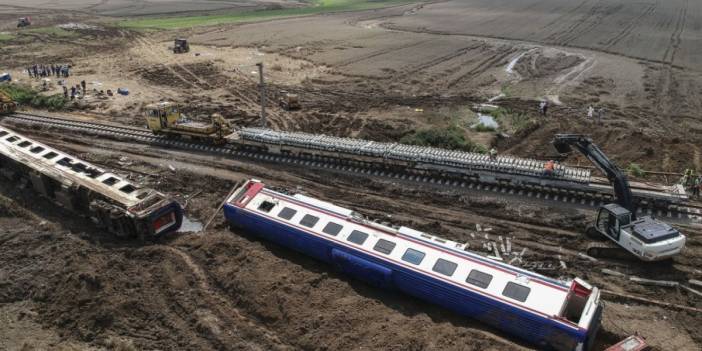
[224,204,590,351]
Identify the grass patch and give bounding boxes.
[473,123,496,132]
[119,0,414,29]
[400,126,485,153]
[487,107,536,134]
[0,84,67,110]
[0,33,15,41]
[26,27,78,38]
[627,163,646,177]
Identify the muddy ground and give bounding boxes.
[2,1,702,350]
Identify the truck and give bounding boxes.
[553,134,685,261]
[173,38,189,54]
[144,101,233,144]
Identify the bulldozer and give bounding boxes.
[0,90,17,115]
[144,101,233,144]
[17,17,31,28]
[279,91,301,111]
[173,38,190,54]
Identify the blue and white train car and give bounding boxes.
[223,179,603,351]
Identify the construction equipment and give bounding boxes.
[17,17,31,28]
[144,101,233,144]
[279,91,301,111]
[553,134,685,261]
[0,90,17,115]
[173,38,189,54]
[604,335,649,351]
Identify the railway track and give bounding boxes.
[3,112,701,222]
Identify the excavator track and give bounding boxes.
[585,241,634,260]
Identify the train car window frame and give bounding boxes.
[347,230,368,245]
[277,207,297,220]
[502,282,531,302]
[0,131,8,137]
[432,258,458,276]
[257,200,276,213]
[119,184,136,194]
[373,239,396,255]
[466,269,493,289]
[6,136,19,142]
[17,141,32,148]
[322,222,343,236]
[300,214,320,228]
[30,146,45,154]
[401,248,425,265]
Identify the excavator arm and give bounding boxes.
[552,134,635,216]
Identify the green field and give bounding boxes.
[119,0,414,30]
[0,33,14,41]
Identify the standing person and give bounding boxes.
[693,175,701,199]
[538,101,545,116]
[587,105,594,120]
[543,101,549,116]
[81,80,86,94]
[27,67,32,78]
[489,147,498,161]
[597,107,605,124]
[70,86,76,100]
[63,86,68,99]
[544,160,555,176]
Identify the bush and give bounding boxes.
[627,163,646,177]
[473,123,496,132]
[0,84,66,110]
[400,126,485,153]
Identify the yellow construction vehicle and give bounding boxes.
[144,101,233,144]
[0,90,17,115]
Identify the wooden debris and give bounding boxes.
[602,290,702,314]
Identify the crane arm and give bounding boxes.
[552,134,635,215]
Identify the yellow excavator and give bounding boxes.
[144,101,233,144]
[0,90,17,115]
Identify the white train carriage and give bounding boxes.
[224,179,603,351]
[0,125,182,238]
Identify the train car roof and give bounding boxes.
[0,125,158,208]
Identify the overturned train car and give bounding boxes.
[225,179,603,351]
[0,125,182,238]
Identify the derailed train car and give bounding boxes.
[0,125,182,238]
[224,179,603,351]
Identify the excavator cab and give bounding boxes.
[594,204,631,241]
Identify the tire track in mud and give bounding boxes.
[601,3,657,50]
[395,42,486,79]
[446,47,519,89]
[162,246,293,350]
[662,0,687,65]
[547,1,611,46]
[334,39,433,67]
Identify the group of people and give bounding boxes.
[61,80,87,101]
[26,64,70,79]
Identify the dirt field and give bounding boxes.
[2,1,702,350]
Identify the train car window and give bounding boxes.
[401,248,425,265]
[373,239,396,254]
[432,258,458,276]
[502,282,531,302]
[6,136,19,142]
[43,152,59,159]
[102,177,119,186]
[119,184,136,194]
[300,214,319,228]
[347,230,368,245]
[466,270,493,289]
[57,157,73,167]
[18,141,32,147]
[257,200,276,213]
[0,131,8,137]
[278,207,297,220]
[30,146,45,154]
[322,222,343,236]
[85,168,102,178]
